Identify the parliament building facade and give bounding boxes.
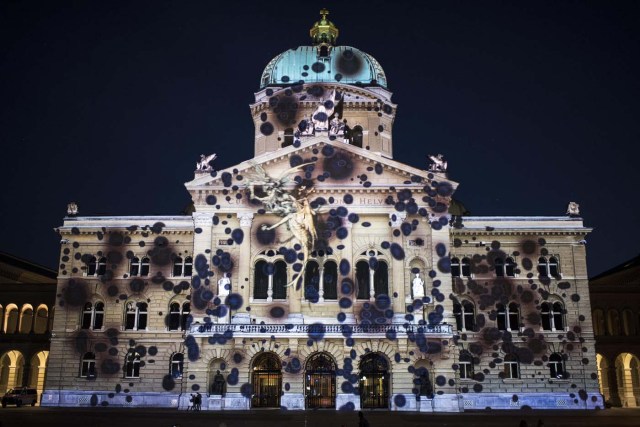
[42,12,603,411]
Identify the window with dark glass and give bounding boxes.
[504,354,519,379]
[254,260,268,299]
[549,353,565,378]
[451,258,461,277]
[304,261,320,300]
[356,260,370,299]
[81,352,96,378]
[272,260,287,299]
[461,258,471,277]
[373,261,389,296]
[171,353,184,379]
[494,258,505,277]
[125,351,141,378]
[505,257,516,277]
[323,261,338,300]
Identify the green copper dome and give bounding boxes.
[260,10,387,89]
[260,45,388,89]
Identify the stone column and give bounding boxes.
[607,365,622,407]
[390,212,407,323]
[318,266,325,303]
[368,268,376,301]
[234,213,253,324]
[192,212,214,324]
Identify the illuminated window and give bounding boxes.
[454,301,475,331]
[461,258,471,277]
[451,258,461,277]
[494,258,505,277]
[504,354,519,379]
[549,353,565,379]
[541,301,565,331]
[171,353,184,379]
[81,352,96,378]
[125,302,148,331]
[168,302,190,331]
[505,257,517,277]
[81,302,104,330]
[497,303,520,331]
[125,351,141,378]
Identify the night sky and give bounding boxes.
[1,1,638,277]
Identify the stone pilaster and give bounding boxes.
[390,212,407,320]
[234,213,253,324]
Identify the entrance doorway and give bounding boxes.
[251,353,282,408]
[359,353,389,409]
[305,352,336,409]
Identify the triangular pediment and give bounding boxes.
[185,137,458,214]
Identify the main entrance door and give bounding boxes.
[305,352,336,409]
[251,353,282,408]
[359,353,389,409]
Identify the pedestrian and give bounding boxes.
[358,411,370,427]
[195,392,202,411]
[188,394,195,411]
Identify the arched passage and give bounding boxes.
[359,352,389,409]
[597,353,610,402]
[0,350,25,393]
[305,352,336,409]
[29,351,48,403]
[615,353,640,407]
[251,352,282,408]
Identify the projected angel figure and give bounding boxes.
[245,164,317,286]
[427,154,447,172]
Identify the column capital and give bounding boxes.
[238,212,254,227]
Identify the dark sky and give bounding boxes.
[1,1,638,277]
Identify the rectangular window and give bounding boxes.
[459,362,473,379]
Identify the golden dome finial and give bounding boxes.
[310,8,339,46]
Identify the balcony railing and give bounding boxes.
[189,322,452,337]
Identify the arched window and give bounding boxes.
[272,260,287,299]
[504,354,519,379]
[497,303,520,331]
[593,308,605,336]
[96,257,107,275]
[130,257,140,276]
[461,258,471,277]
[494,258,505,277]
[125,302,147,331]
[34,305,49,333]
[454,301,475,331]
[168,302,190,331]
[140,257,150,276]
[124,351,141,378]
[304,261,320,301]
[254,260,268,299]
[323,260,338,300]
[184,257,193,276]
[356,260,370,299]
[172,257,183,277]
[282,128,294,148]
[451,258,461,277]
[623,309,637,336]
[170,353,184,379]
[607,309,621,336]
[541,301,565,331]
[19,305,33,334]
[5,305,19,333]
[505,257,517,277]
[549,257,559,277]
[350,125,363,148]
[373,261,389,296]
[81,352,96,378]
[87,256,97,276]
[81,302,104,330]
[537,257,549,276]
[549,353,565,379]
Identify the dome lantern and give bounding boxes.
[310,8,339,56]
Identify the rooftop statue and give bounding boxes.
[197,153,217,172]
[427,154,447,172]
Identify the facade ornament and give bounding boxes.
[389,212,407,228]
[192,212,213,227]
[412,273,425,299]
[238,213,254,227]
[211,370,226,395]
[67,202,78,216]
[427,154,447,172]
[217,273,231,297]
[566,202,580,217]
[196,153,217,172]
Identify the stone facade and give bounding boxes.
[41,12,602,411]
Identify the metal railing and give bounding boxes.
[189,322,452,336]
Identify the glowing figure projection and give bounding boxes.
[197,153,217,172]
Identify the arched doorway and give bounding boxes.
[305,352,336,409]
[251,352,282,408]
[0,350,25,393]
[359,353,389,409]
[596,353,610,402]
